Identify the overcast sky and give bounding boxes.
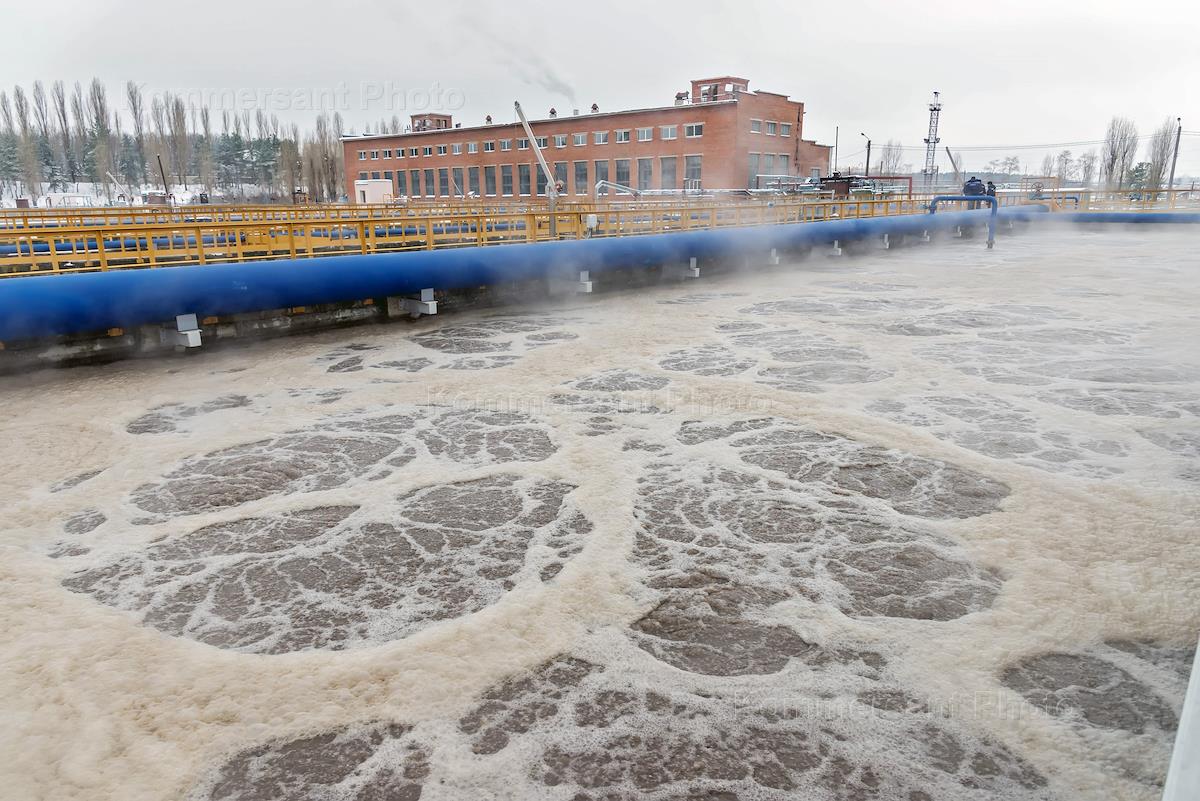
[4,0,1198,176]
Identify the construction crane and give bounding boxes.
[514,101,559,236]
[945,147,961,188]
[922,91,942,189]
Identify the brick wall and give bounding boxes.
[343,81,829,199]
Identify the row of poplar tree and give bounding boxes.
[0,79,348,203]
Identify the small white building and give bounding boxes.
[352,178,394,204]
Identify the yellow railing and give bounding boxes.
[1,196,963,277]
[0,195,869,231]
[3,190,1181,278]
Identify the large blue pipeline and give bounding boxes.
[0,204,1157,343]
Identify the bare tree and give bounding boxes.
[877,139,903,175]
[1144,117,1175,192]
[1077,149,1098,188]
[1054,149,1075,181]
[149,94,168,187]
[168,94,190,187]
[87,78,114,197]
[1101,116,1138,189]
[51,81,75,181]
[69,82,87,180]
[12,86,42,199]
[31,81,52,143]
[1040,153,1054,178]
[0,91,13,135]
[126,81,147,184]
[198,105,214,190]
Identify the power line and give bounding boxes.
[883,131,1200,153]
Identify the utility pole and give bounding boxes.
[1167,117,1182,196]
[861,133,871,178]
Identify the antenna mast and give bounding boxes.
[922,91,942,189]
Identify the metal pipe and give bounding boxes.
[928,194,999,248]
[0,207,1049,342]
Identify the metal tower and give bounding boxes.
[922,91,942,188]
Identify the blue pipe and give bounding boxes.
[0,208,1046,342]
[1055,211,1200,224]
[929,195,998,248]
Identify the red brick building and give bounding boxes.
[342,76,830,201]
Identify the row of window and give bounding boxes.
[748,120,793,137]
[358,156,703,197]
[746,153,793,187]
[356,124,704,160]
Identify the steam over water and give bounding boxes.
[1,226,1196,800]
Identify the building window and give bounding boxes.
[383,149,392,158]
[370,171,380,179]
[615,158,631,186]
[574,160,588,195]
[467,142,478,154]
[396,148,405,159]
[780,123,792,137]
[779,154,790,173]
[452,167,464,195]
[554,161,568,189]
[436,145,447,155]
[483,140,496,152]
[468,166,480,195]
[383,170,393,179]
[763,154,776,175]
[500,139,512,151]
[422,146,433,156]
[409,169,421,195]
[357,171,367,180]
[370,150,379,159]
[409,147,418,157]
[684,155,702,184]
[637,158,653,191]
[747,153,760,188]
[660,156,677,190]
[750,119,762,134]
[501,164,513,196]
[396,170,408,196]
[573,133,586,146]
[358,151,367,160]
[594,159,609,185]
[685,123,704,138]
[594,131,609,145]
[535,136,548,149]
[438,167,449,196]
[660,125,677,140]
[452,143,462,155]
[536,165,548,196]
[552,134,566,148]
[484,165,497,196]
[637,127,653,142]
[424,168,435,196]
[615,129,631,143]
[766,121,778,136]
[518,163,531,195]
[518,138,529,150]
